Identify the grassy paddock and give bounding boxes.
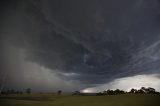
[0,93,160,106]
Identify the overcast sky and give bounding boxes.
[1,0,160,92]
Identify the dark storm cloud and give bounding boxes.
[2,0,160,86]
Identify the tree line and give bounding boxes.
[72,87,160,96]
[96,87,160,95]
[1,87,160,96]
[0,88,31,95]
[0,88,62,95]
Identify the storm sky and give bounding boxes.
[1,0,160,92]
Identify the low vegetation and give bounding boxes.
[0,87,160,106]
[0,93,160,106]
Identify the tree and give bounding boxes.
[96,92,103,96]
[141,87,146,91]
[26,88,31,94]
[140,87,147,93]
[11,89,15,94]
[129,88,137,94]
[106,89,114,95]
[146,87,156,94]
[73,91,80,95]
[57,90,62,95]
[119,90,125,94]
[114,89,121,94]
[139,87,156,94]
[103,90,107,95]
[136,89,145,94]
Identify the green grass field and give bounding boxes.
[0,94,160,106]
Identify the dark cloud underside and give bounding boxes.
[1,0,160,87]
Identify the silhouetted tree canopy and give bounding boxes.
[96,87,159,96]
[26,88,31,94]
[57,90,62,95]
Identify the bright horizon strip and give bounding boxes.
[81,74,160,93]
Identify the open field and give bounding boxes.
[0,94,160,106]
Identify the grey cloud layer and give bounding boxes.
[2,0,160,86]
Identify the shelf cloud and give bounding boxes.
[1,0,160,91]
